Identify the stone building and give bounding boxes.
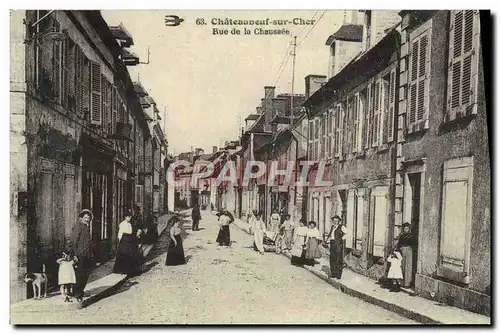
[10,10,154,302]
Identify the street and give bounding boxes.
[11,211,416,324]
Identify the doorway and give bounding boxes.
[407,173,421,288]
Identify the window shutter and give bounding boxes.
[90,61,102,125]
[339,103,345,157]
[345,98,351,153]
[52,40,61,101]
[355,189,365,250]
[387,69,396,142]
[371,187,389,257]
[353,93,360,152]
[62,31,70,108]
[372,80,381,147]
[334,105,339,157]
[345,190,355,249]
[447,10,479,121]
[74,46,86,116]
[437,157,474,283]
[364,85,371,149]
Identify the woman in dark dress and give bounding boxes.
[290,219,308,266]
[113,208,143,276]
[216,209,234,246]
[325,215,349,279]
[165,219,186,266]
[396,222,414,287]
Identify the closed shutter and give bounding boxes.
[381,78,389,144]
[408,28,431,132]
[345,190,355,249]
[353,93,360,152]
[90,61,102,125]
[53,38,61,101]
[328,108,334,158]
[364,84,372,149]
[438,157,474,283]
[62,30,70,108]
[447,10,480,121]
[355,189,365,250]
[338,104,344,157]
[387,69,397,142]
[371,186,389,257]
[372,80,381,147]
[308,120,314,160]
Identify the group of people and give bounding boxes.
[56,207,162,302]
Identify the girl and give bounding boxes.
[386,249,403,292]
[166,218,186,266]
[252,212,266,255]
[305,221,322,265]
[290,219,308,267]
[56,249,76,302]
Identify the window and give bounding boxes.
[52,21,62,102]
[328,108,334,158]
[314,117,320,160]
[344,99,351,154]
[345,189,355,249]
[381,74,390,144]
[446,10,480,121]
[360,88,368,149]
[364,85,372,149]
[387,69,397,142]
[334,103,343,157]
[90,61,102,125]
[34,10,50,87]
[437,157,474,284]
[370,186,389,257]
[74,46,88,117]
[62,33,75,110]
[365,11,372,51]
[321,113,326,159]
[308,120,314,160]
[353,93,361,152]
[407,22,431,133]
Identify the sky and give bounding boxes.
[102,10,345,155]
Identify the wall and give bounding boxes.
[335,40,363,76]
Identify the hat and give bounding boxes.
[78,209,93,221]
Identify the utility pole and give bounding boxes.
[290,36,297,126]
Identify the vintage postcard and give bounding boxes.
[9,9,491,325]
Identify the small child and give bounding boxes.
[386,249,403,292]
[56,250,76,302]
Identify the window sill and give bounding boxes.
[439,113,476,135]
[436,266,470,285]
[377,144,389,153]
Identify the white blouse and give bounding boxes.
[295,226,309,237]
[307,228,321,239]
[219,215,232,226]
[117,221,132,241]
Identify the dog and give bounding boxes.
[24,264,48,299]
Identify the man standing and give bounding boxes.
[191,205,201,231]
[69,209,93,302]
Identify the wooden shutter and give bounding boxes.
[90,61,102,125]
[437,157,474,283]
[345,190,355,249]
[364,85,371,149]
[74,46,85,116]
[355,189,365,250]
[338,104,344,157]
[353,93,361,152]
[408,28,431,132]
[372,80,381,147]
[371,186,389,257]
[387,69,397,142]
[52,39,61,101]
[333,105,339,157]
[447,10,480,121]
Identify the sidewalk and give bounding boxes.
[231,214,490,325]
[10,213,176,314]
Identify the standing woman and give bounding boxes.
[282,214,294,250]
[269,211,281,241]
[165,218,186,266]
[395,222,414,288]
[305,221,322,266]
[216,209,234,246]
[113,208,143,276]
[252,212,266,255]
[290,219,308,266]
[325,215,349,279]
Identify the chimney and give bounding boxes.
[264,86,275,99]
[213,146,218,153]
[305,75,327,98]
[256,106,263,114]
[195,148,204,156]
[271,98,288,118]
[363,11,401,51]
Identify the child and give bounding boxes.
[386,249,403,292]
[56,250,76,302]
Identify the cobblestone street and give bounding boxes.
[11,211,416,324]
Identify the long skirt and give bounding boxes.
[253,229,265,253]
[400,246,413,287]
[284,230,293,249]
[330,239,344,279]
[216,225,231,246]
[165,235,186,266]
[113,234,143,276]
[305,237,322,260]
[291,236,306,266]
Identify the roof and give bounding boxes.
[325,24,363,45]
[245,114,260,121]
[133,82,147,96]
[306,28,400,110]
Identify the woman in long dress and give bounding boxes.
[395,222,414,288]
[290,219,308,266]
[165,218,186,266]
[281,214,294,250]
[113,208,143,276]
[325,215,349,279]
[216,209,233,246]
[252,212,266,255]
[269,211,281,241]
[305,221,322,265]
